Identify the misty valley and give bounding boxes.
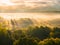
[0,13,60,45]
[0,0,60,45]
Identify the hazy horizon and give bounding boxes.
[0,13,60,20]
[0,0,60,12]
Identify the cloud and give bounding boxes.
[0,0,60,12]
[22,0,60,11]
[15,0,60,12]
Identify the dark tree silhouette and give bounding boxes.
[39,38,60,45]
[0,30,13,45]
[14,37,38,45]
[53,27,60,38]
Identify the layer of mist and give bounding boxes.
[0,13,60,30]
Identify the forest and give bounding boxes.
[0,0,60,45]
[0,25,60,45]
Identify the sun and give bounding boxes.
[0,0,15,6]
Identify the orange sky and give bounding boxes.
[0,0,59,12]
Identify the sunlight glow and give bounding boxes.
[0,13,60,20]
[0,0,15,6]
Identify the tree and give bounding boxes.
[27,26,51,40]
[13,37,38,45]
[39,38,60,45]
[0,30,13,45]
[53,27,60,38]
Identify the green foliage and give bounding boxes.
[0,25,60,45]
[53,27,60,38]
[0,30,13,45]
[38,38,60,45]
[14,37,38,45]
[27,26,51,40]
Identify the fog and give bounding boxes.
[0,13,60,20]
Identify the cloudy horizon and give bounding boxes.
[0,0,60,12]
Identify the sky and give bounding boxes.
[0,0,60,12]
[0,0,60,27]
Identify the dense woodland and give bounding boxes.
[0,25,60,45]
